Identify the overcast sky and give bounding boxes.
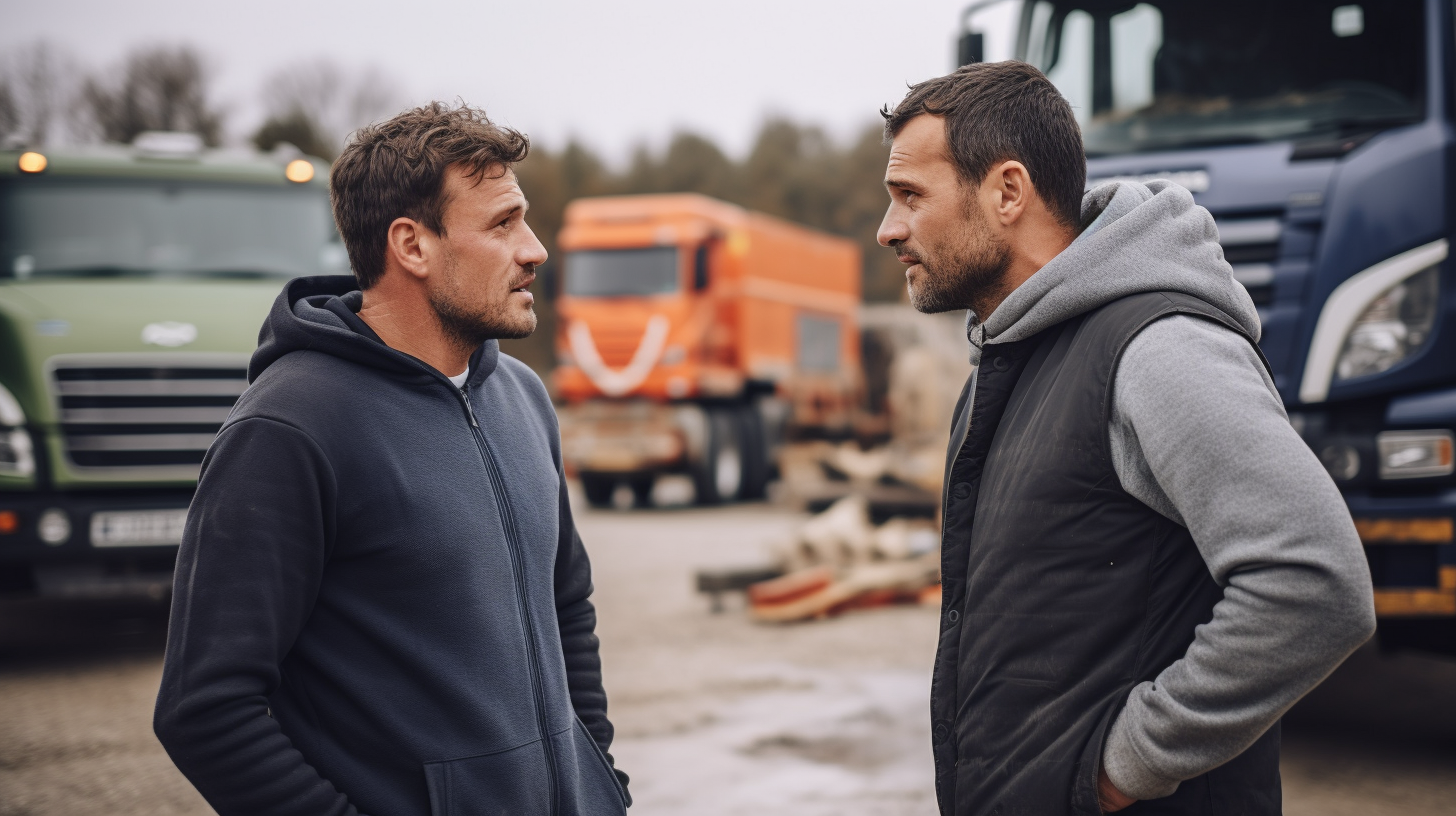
[5,0,1021,161]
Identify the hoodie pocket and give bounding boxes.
[424,738,551,816]
[555,718,628,815]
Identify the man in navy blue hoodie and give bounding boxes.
[154,102,629,816]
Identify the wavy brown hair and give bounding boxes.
[330,102,530,288]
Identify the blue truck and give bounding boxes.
[961,0,1456,655]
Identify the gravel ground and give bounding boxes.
[1,497,1454,814]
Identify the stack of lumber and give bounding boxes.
[746,495,941,623]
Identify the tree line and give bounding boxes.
[0,43,400,154]
[506,123,903,370]
[1,42,905,373]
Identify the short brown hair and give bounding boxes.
[330,102,530,288]
[882,61,1085,229]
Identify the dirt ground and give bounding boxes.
[2,498,1455,815]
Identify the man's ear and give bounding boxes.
[986,160,1033,227]
[385,217,432,281]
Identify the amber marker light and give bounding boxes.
[285,159,315,183]
[1354,517,1454,544]
[0,510,17,535]
[17,152,47,173]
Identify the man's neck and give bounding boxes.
[972,224,1077,322]
[356,287,473,377]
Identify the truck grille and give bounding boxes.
[588,325,652,367]
[48,354,250,476]
[1216,216,1282,307]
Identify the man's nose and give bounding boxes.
[519,222,549,267]
[877,205,908,248]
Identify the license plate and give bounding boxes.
[90,509,188,547]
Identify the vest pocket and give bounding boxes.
[1071,688,1133,816]
[424,739,551,816]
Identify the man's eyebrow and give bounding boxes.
[884,175,920,192]
[493,201,527,220]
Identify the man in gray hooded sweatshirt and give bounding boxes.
[877,62,1375,815]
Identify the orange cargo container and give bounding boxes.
[554,193,862,507]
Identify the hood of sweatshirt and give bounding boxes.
[249,274,498,387]
[966,180,1260,365]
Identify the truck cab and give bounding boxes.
[554,194,862,507]
[966,0,1456,653]
[0,135,341,598]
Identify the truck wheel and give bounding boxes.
[737,404,770,500]
[692,409,743,505]
[582,474,616,508]
[629,476,655,509]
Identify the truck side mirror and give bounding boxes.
[957,31,984,66]
[694,244,710,291]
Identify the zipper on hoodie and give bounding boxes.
[457,385,560,815]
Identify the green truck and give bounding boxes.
[0,133,341,599]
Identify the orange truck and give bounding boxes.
[554,193,862,507]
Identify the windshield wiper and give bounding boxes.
[7,265,151,280]
[1308,115,1422,134]
[1085,133,1268,157]
[4,265,295,281]
[1291,116,1422,161]
[188,268,291,280]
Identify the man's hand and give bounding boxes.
[1097,767,1137,813]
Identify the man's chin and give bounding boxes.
[435,304,536,346]
[908,283,957,315]
[495,311,537,341]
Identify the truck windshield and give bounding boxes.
[1023,0,1425,156]
[564,247,680,297]
[0,180,346,279]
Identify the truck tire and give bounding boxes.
[629,475,655,509]
[582,474,616,508]
[737,404,771,500]
[691,409,743,505]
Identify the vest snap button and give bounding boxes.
[952,482,972,501]
[992,355,1009,371]
[947,609,960,624]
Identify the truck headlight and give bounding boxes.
[1299,240,1447,404]
[0,382,35,478]
[1335,264,1438,383]
[1376,430,1454,480]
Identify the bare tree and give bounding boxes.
[0,42,81,146]
[0,82,17,144]
[254,59,403,160]
[81,46,225,146]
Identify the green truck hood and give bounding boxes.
[0,278,283,425]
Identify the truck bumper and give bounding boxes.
[1344,488,1456,617]
[559,400,706,476]
[0,489,192,598]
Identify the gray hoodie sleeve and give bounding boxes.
[1100,315,1376,801]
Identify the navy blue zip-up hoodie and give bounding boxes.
[155,275,629,816]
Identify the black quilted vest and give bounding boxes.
[932,292,1282,816]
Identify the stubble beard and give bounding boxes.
[429,252,538,355]
[903,205,1012,318]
